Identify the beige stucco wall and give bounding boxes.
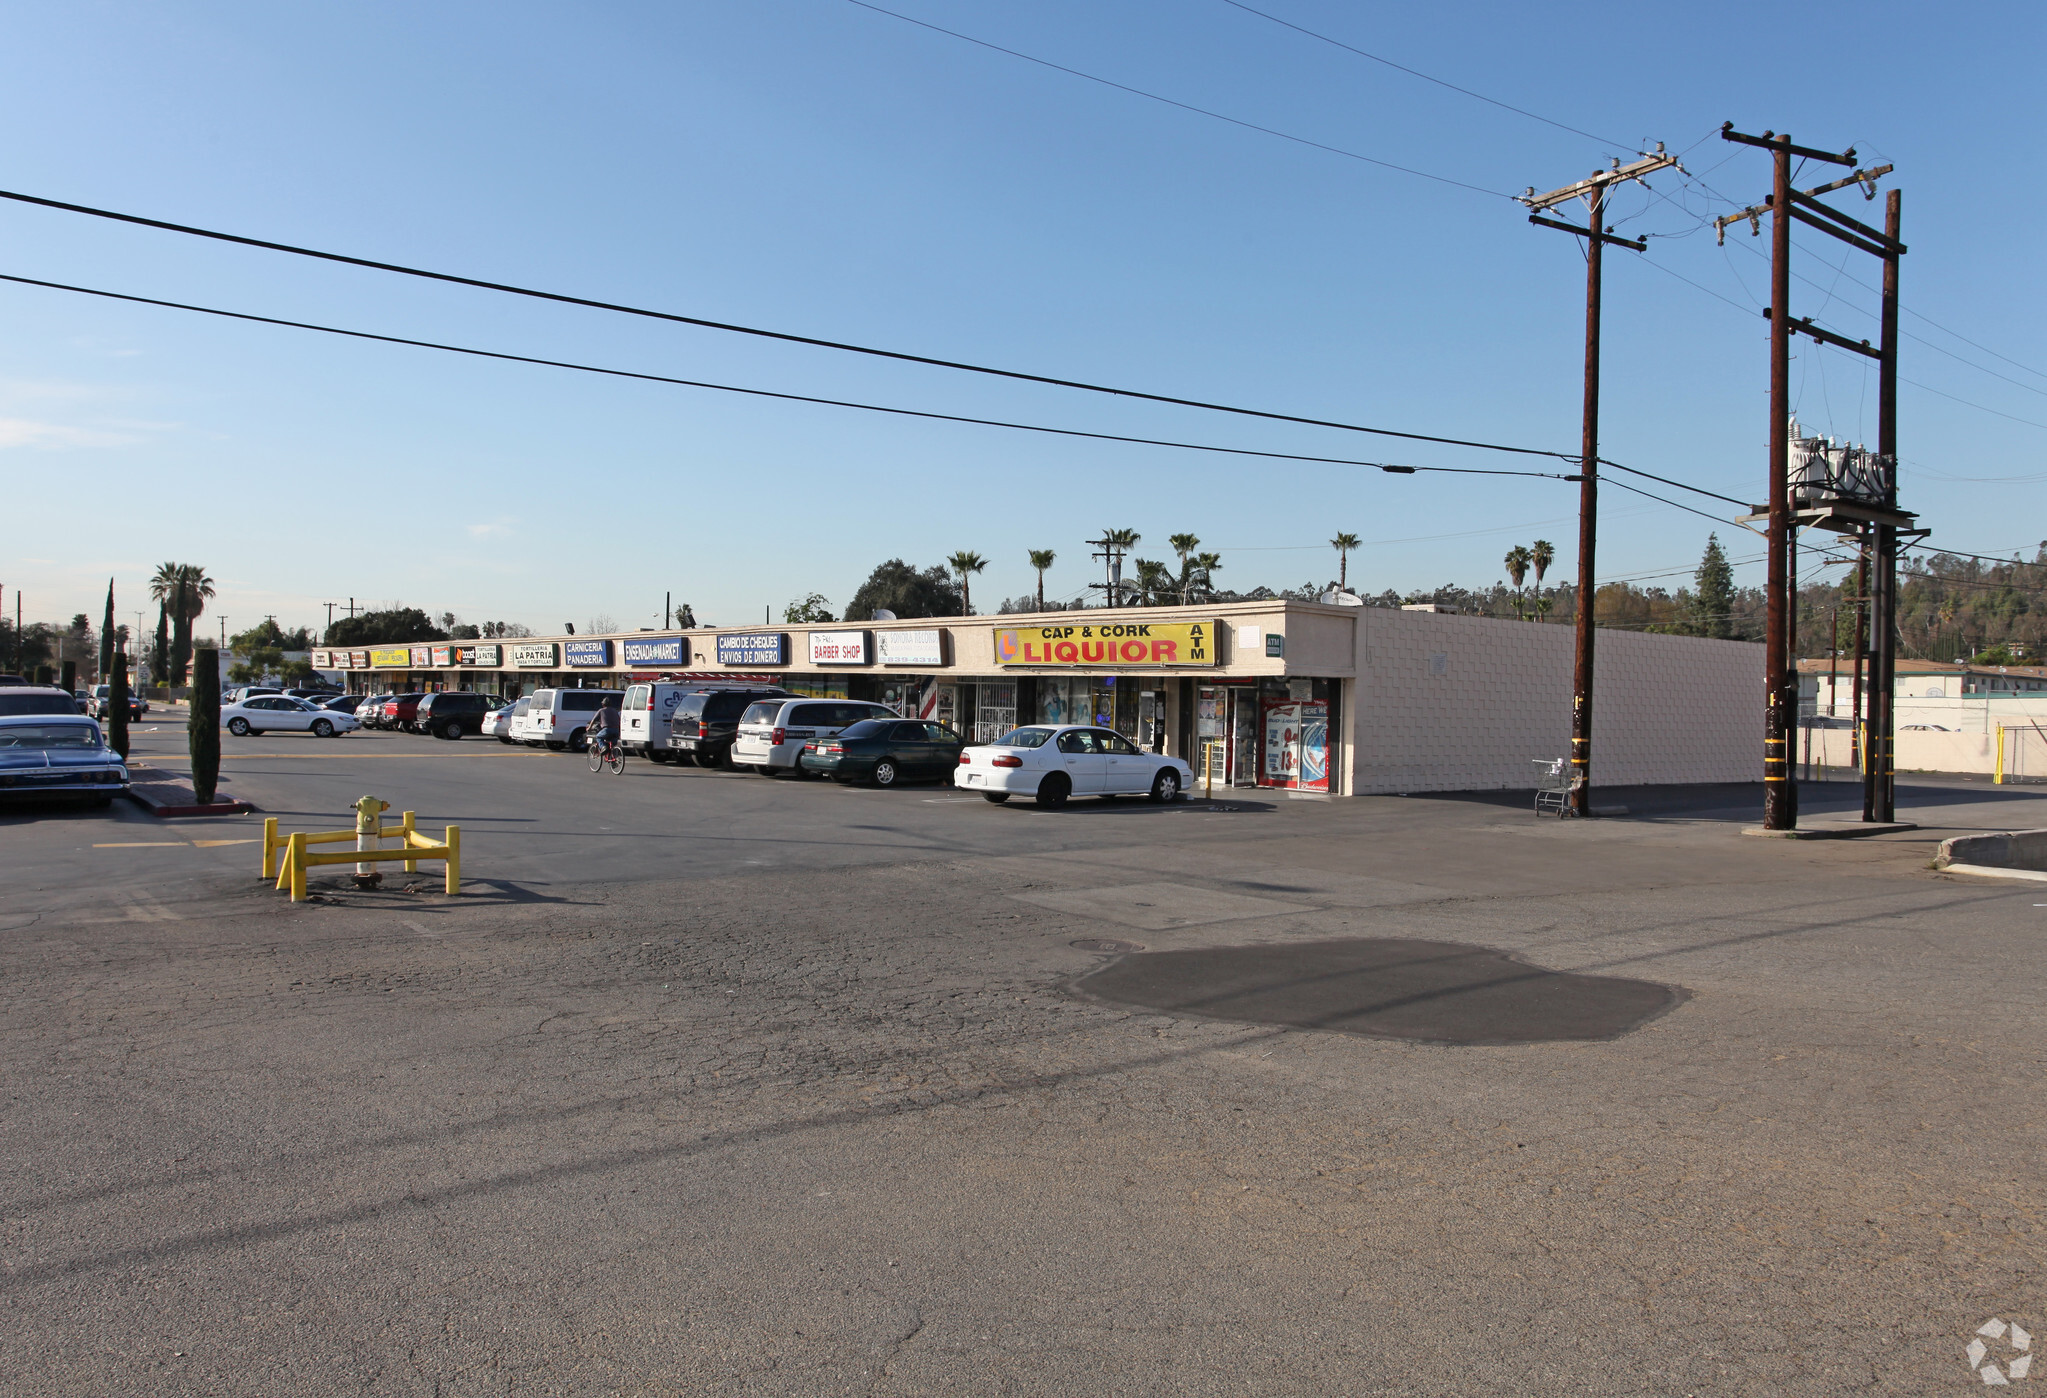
[1348,610,1763,794]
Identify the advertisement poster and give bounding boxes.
[409,645,433,667]
[1261,699,1330,792]
[430,646,454,668]
[370,647,411,668]
[310,650,331,669]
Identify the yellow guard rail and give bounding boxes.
[262,810,462,901]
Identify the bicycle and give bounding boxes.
[587,729,626,775]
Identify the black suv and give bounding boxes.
[666,687,787,767]
[415,691,500,740]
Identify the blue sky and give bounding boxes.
[2,0,2041,638]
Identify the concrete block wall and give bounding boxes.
[1349,610,1763,794]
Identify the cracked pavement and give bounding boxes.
[2,729,2044,1393]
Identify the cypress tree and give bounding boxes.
[189,647,220,804]
[152,603,170,691]
[61,659,76,696]
[99,579,115,682]
[108,653,130,760]
[1693,534,1736,640]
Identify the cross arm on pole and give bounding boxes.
[1720,123,1857,166]
[1786,189,1907,254]
[1526,214,1647,251]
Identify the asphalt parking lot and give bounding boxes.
[3,720,2044,1394]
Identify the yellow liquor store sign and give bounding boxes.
[369,647,412,668]
[994,621,1216,668]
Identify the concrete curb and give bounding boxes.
[1938,861,2047,883]
[123,784,257,819]
[1741,821,1917,840]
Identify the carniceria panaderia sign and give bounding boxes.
[994,620,1216,667]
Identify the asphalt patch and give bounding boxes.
[1066,937,1687,1045]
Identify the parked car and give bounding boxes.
[483,697,528,744]
[229,685,284,705]
[371,693,425,732]
[87,684,147,720]
[954,724,1192,808]
[0,713,129,806]
[660,686,789,767]
[287,688,342,703]
[415,691,499,740]
[510,688,623,751]
[315,694,365,715]
[0,686,85,718]
[222,694,360,738]
[731,698,901,776]
[800,718,966,786]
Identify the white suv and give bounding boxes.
[731,698,898,776]
[510,687,622,751]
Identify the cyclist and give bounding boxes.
[591,695,623,760]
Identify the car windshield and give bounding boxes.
[0,723,104,749]
[997,727,1055,748]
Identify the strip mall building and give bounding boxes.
[315,600,1761,795]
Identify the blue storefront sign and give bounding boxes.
[564,639,614,667]
[622,636,688,667]
[717,631,788,666]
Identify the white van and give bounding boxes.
[620,682,786,760]
[731,697,898,775]
[510,687,623,751]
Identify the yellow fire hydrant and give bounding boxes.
[353,794,390,887]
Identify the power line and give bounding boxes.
[0,185,1575,461]
[1600,458,1755,509]
[841,0,1513,200]
[1215,0,1628,149]
[0,271,1584,481]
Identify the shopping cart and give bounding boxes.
[1532,757,1573,817]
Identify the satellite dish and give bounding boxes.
[872,609,898,621]
[1319,590,1366,607]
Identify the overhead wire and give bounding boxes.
[840,0,1513,199]
[0,185,1577,461]
[0,271,1581,481]
[1213,0,1629,149]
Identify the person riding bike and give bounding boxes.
[591,696,623,757]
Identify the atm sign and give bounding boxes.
[994,621,1215,668]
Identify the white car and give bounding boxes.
[954,724,1193,808]
[484,697,527,744]
[221,694,360,738]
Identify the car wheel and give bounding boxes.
[440,720,463,740]
[1034,772,1070,809]
[1149,768,1181,803]
[872,759,900,787]
[982,792,1011,804]
[695,751,721,769]
[754,764,778,777]
[498,734,513,745]
[226,717,250,736]
[545,740,566,751]
[312,719,335,738]
[788,761,812,781]
[567,729,588,752]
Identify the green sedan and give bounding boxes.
[798,718,966,787]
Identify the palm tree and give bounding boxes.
[1191,552,1223,601]
[150,562,216,686]
[1330,533,1361,593]
[1132,559,1173,606]
[1100,528,1141,608]
[1504,545,1533,621]
[1169,533,1201,604]
[1531,539,1555,590]
[1027,548,1056,612]
[947,550,988,616]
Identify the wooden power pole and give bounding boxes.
[1520,145,1678,816]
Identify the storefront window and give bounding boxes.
[783,674,850,700]
[972,681,1015,743]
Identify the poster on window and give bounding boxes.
[1260,699,1329,792]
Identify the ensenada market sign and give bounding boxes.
[994,620,1216,668]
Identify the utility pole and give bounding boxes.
[347,597,358,620]
[1872,186,1903,822]
[1718,126,1908,829]
[324,601,337,633]
[219,616,229,649]
[1520,145,1678,817]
